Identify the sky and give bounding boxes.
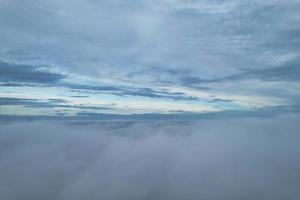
[1,0,300,119]
[1,1,300,199]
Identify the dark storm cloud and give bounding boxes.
[0,116,300,200]
[0,61,66,84]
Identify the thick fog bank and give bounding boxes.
[0,115,300,200]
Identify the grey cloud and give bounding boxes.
[0,83,33,87]
[0,0,300,116]
[69,95,90,98]
[74,105,300,121]
[67,83,200,101]
[207,98,234,103]
[0,61,66,84]
[0,116,300,200]
[215,57,300,82]
[0,97,39,106]
[231,2,300,52]
[172,57,300,86]
[0,60,201,101]
[0,97,111,112]
[1,0,299,84]
[1,104,300,122]
[119,87,200,101]
[135,57,300,89]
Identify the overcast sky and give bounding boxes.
[0,0,300,119]
[1,2,300,199]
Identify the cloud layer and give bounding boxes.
[1,115,300,200]
[0,0,300,117]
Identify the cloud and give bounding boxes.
[1,104,300,122]
[0,61,203,103]
[231,59,300,82]
[206,57,300,83]
[0,61,66,84]
[0,115,300,200]
[1,0,299,82]
[0,97,112,116]
[167,56,300,88]
[67,83,200,101]
[0,0,300,116]
[0,2,299,199]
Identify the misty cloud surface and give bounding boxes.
[1,116,300,200]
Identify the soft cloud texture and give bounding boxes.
[1,1,300,199]
[0,115,300,200]
[0,0,300,117]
